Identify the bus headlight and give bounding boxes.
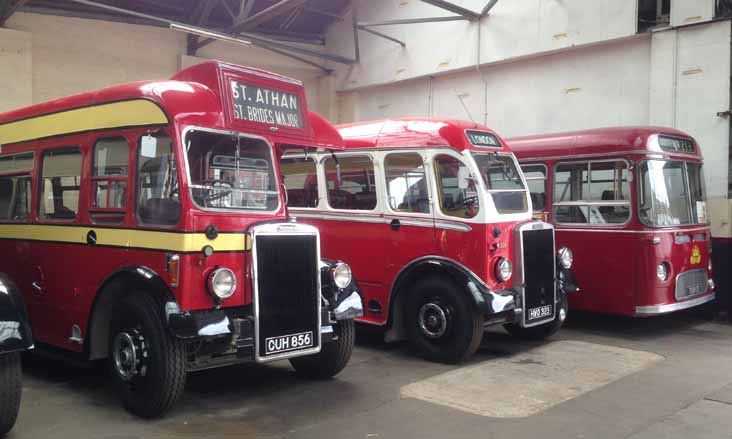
[208,268,237,300]
[708,259,713,272]
[558,247,573,269]
[495,258,512,282]
[656,263,669,282]
[331,262,352,289]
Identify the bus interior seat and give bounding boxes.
[530,192,545,210]
[327,190,354,209]
[600,190,621,215]
[287,188,318,208]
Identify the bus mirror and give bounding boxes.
[458,167,470,189]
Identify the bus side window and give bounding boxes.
[137,135,180,226]
[384,153,430,214]
[280,156,318,208]
[520,164,547,211]
[434,155,479,219]
[91,137,129,224]
[323,155,377,211]
[0,175,32,221]
[39,148,82,221]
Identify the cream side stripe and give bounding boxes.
[0,225,250,252]
[0,100,168,145]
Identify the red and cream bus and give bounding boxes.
[0,61,363,417]
[280,118,578,364]
[509,126,715,316]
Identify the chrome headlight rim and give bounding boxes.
[656,262,669,282]
[495,257,512,282]
[207,267,237,300]
[558,247,573,270]
[331,262,353,289]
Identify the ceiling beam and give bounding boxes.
[187,0,219,55]
[195,0,311,50]
[302,5,344,21]
[418,0,479,20]
[17,4,163,27]
[481,0,499,16]
[359,16,468,27]
[358,26,405,47]
[0,0,29,26]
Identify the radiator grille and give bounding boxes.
[674,268,708,301]
[521,227,556,326]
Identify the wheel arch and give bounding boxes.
[87,266,177,360]
[0,272,33,354]
[384,256,487,342]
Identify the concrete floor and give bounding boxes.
[7,310,732,439]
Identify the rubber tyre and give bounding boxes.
[108,292,187,418]
[504,294,568,340]
[405,276,483,364]
[290,319,354,379]
[0,352,22,435]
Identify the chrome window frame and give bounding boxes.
[181,125,282,215]
[552,158,632,227]
[320,152,380,213]
[520,162,548,212]
[382,150,433,217]
[279,153,320,210]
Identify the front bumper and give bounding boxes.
[634,291,715,316]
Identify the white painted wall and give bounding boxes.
[1,12,329,115]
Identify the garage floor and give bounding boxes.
[8,311,732,439]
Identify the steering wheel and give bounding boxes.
[461,195,479,208]
[198,179,234,203]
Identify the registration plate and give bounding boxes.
[528,305,553,321]
[264,331,314,355]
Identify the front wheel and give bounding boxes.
[109,292,187,418]
[504,294,568,340]
[290,319,354,379]
[0,352,22,435]
[405,276,483,364]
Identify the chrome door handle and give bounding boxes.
[32,281,42,292]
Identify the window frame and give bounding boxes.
[37,146,83,223]
[520,162,548,212]
[432,152,481,220]
[0,173,33,223]
[89,136,130,224]
[321,152,379,212]
[135,133,181,228]
[552,158,632,227]
[382,151,432,216]
[279,154,320,210]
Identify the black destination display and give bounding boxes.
[230,80,303,129]
[466,130,501,148]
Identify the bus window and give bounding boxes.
[384,153,430,214]
[91,137,129,224]
[638,160,707,226]
[554,160,630,225]
[137,135,180,226]
[434,155,479,219]
[0,175,31,221]
[520,164,547,211]
[39,148,82,221]
[280,156,318,208]
[324,155,377,211]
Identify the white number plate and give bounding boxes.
[265,331,313,355]
[528,305,553,321]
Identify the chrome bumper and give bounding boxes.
[634,292,715,316]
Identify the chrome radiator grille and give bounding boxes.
[674,268,708,300]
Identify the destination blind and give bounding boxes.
[230,80,303,129]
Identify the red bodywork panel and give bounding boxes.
[509,126,713,316]
[0,61,342,351]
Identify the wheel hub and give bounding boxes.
[112,330,148,382]
[418,302,448,339]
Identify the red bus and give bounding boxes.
[280,118,578,363]
[0,61,363,417]
[509,126,715,316]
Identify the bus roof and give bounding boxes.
[0,60,343,150]
[507,126,701,160]
[336,118,511,152]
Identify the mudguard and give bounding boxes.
[320,259,364,320]
[0,273,33,354]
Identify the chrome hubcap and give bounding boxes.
[419,303,448,339]
[112,330,147,381]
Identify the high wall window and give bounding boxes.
[434,155,479,219]
[91,137,129,224]
[137,135,180,226]
[638,0,670,32]
[39,148,82,221]
[384,153,430,214]
[280,156,319,208]
[324,155,377,211]
[553,160,630,225]
[521,164,547,211]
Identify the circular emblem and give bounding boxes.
[86,230,97,245]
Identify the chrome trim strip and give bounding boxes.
[220,63,304,86]
[435,221,472,232]
[293,211,384,224]
[517,150,691,162]
[251,222,322,363]
[555,226,712,234]
[635,292,715,316]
